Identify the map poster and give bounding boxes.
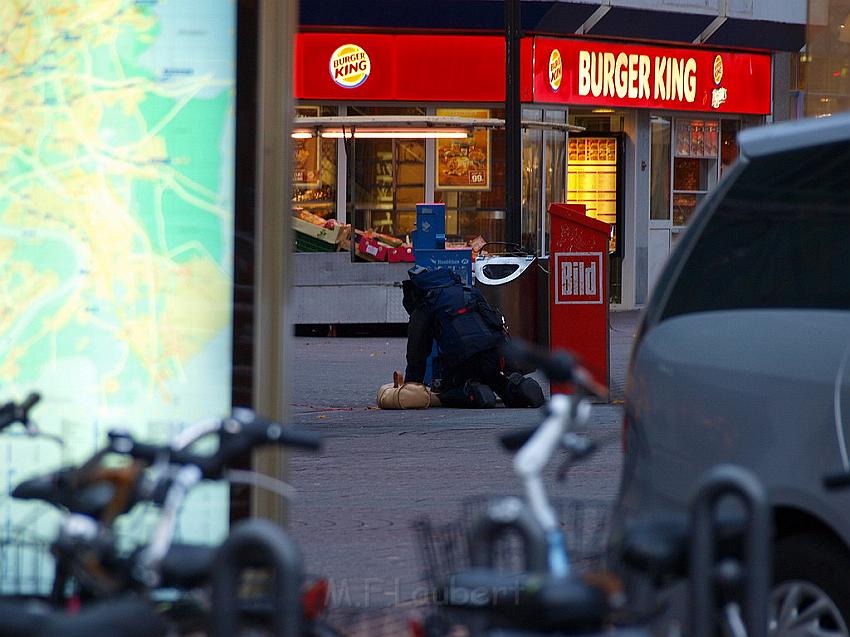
[294,106,321,186]
[0,0,236,588]
[436,108,491,191]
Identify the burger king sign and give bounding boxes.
[548,49,563,92]
[329,44,371,88]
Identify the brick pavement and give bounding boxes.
[287,311,640,613]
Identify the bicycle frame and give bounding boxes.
[513,393,592,577]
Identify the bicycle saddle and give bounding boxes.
[0,597,167,637]
[443,568,608,633]
[158,543,218,588]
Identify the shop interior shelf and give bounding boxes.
[293,201,335,208]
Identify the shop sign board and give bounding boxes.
[435,109,491,191]
[329,43,371,88]
[295,33,533,102]
[554,252,604,305]
[533,37,771,115]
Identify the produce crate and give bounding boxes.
[291,217,342,244]
[295,231,337,252]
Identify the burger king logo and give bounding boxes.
[712,54,724,85]
[548,49,562,92]
[711,54,727,109]
[329,44,371,88]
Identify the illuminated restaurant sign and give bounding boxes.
[533,37,771,114]
[548,49,562,92]
[295,33,530,102]
[295,33,770,115]
[329,43,371,88]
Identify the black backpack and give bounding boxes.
[430,284,508,370]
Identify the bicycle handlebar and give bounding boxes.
[500,426,596,460]
[0,392,41,432]
[108,410,322,480]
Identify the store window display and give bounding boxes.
[672,119,719,226]
[651,116,763,230]
[435,108,506,246]
[292,105,342,252]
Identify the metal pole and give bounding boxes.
[689,465,771,637]
[251,0,298,523]
[346,129,357,262]
[211,519,303,637]
[505,0,523,248]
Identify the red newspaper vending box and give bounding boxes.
[548,203,610,397]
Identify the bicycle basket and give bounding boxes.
[413,496,613,595]
[0,533,55,597]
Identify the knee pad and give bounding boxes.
[504,373,545,408]
[463,381,497,409]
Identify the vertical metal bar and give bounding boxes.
[251,0,297,523]
[336,106,347,223]
[211,519,303,637]
[425,106,436,206]
[505,0,522,247]
[347,131,357,262]
[689,464,770,637]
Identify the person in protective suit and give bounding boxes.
[402,266,545,409]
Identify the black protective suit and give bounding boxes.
[402,267,544,409]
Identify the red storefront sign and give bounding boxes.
[294,33,533,102]
[533,37,771,114]
[295,33,771,115]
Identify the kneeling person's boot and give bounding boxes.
[439,381,496,408]
[464,381,497,408]
[503,373,545,408]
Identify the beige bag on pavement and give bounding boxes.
[377,371,439,409]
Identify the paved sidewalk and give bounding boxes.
[287,311,640,609]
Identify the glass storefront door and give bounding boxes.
[567,110,627,303]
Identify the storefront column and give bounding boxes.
[622,110,651,309]
[336,105,348,222]
[251,0,297,523]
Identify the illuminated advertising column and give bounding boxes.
[0,0,236,583]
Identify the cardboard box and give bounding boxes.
[388,246,415,263]
[357,237,388,261]
[291,217,341,244]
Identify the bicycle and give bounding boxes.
[415,343,771,637]
[0,393,168,636]
[411,342,615,637]
[0,399,337,636]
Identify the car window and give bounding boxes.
[660,140,850,322]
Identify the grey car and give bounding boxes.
[613,111,850,637]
